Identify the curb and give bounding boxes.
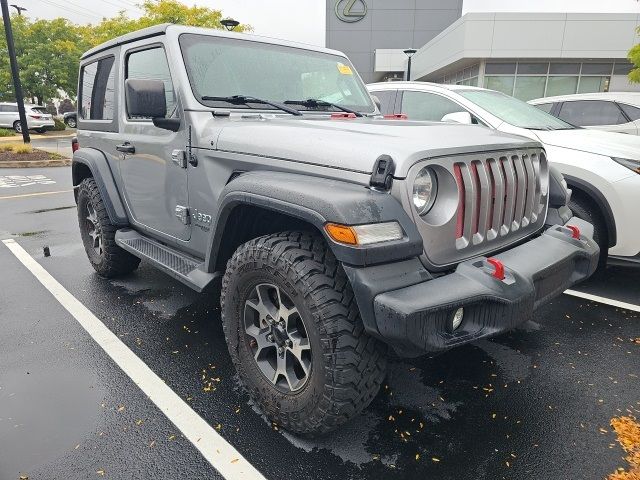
[0,134,76,143]
[0,159,71,168]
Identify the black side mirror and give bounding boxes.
[125,79,180,132]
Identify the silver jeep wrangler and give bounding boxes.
[72,24,599,435]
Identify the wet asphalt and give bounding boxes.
[0,166,638,480]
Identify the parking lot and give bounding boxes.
[0,166,638,480]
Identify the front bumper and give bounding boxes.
[347,218,599,357]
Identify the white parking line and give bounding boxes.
[2,238,266,480]
[564,289,640,313]
[0,189,73,200]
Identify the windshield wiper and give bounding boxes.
[201,95,302,116]
[283,98,363,117]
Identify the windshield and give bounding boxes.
[458,89,574,130]
[179,34,375,113]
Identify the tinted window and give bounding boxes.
[371,90,396,115]
[0,105,18,112]
[400,91,468,122]
[558,100,626,126]
[31,107,47,114]
[619,103,640,121]
[534,103,554,114]
[126,47,176,118]
[80,56,115,120]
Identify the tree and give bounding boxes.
[1,1,250,104]
[58,98,75,114]
[629,37,640,83]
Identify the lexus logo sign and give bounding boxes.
[335,0,367,23]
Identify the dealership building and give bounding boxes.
[326,1,640,100]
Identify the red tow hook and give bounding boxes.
[567,225,581,239]
[486,257,506,281]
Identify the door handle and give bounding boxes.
[116,142,135,154]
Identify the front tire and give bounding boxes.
[77,178,140,277]
[221,232,387,436]
[66,117,76,128]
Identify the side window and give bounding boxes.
[371,90,396,115]
[619,103,640,121]
[400,91,468,122]
[126,47,176,118]
[558,100,626,126]
[534,103,554,114]
[80,56,115,120]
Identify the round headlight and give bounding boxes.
[412,167,437,215]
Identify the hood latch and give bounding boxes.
[369,155,395,191]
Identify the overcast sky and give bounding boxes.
[7,0,640,46]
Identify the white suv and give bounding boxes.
[368,81,640,267]
[0,102,55,133]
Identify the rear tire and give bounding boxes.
[13,121,22,133]
[77,178,140,277]
[569,193,608,268]
[221,231,387,436]
[35,128,46,134]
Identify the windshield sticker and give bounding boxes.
[337,62,353,75]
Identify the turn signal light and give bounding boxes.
[325,222,403,246]
[325,224,358,245]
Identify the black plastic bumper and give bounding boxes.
[347,218,599,358]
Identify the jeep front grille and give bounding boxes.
[403,148,549,268]
[453,152,545,250]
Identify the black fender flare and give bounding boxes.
[564,174,616,248]
[204,171,423,270]
[72,148,129,227]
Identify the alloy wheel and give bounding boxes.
[85,202,103,256]
[244,283,311,393]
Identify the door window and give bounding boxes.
[371,90,396,115]
[126,47,176,118]
[619,103,640,121]
[80,56,115,120]
[557,100,626,126]
[400,91,469,122]
[534,103,554,114]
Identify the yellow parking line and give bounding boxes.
[0,189,73,200]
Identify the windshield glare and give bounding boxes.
[458,89,574,130]
[179,34,375,113]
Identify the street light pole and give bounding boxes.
[10,4,26,15]
[403,49,417,81]
[1,0,30,143]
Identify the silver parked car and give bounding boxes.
[529,92,640,135]
[0,102,55,133]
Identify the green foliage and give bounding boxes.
[0,128,15,137]
[629,40,640,83]
[0,0,250,104]
[58,98,75,114]
[52,118,67,131]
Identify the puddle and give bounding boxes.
[28,205,75,214]
[0,367,103,477]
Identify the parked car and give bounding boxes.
[0,102,55,133]
[529,92,640,135]
[369,81,640,267]
[63,111,77,128]
[73,25,598,436]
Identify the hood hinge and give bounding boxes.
[370,155,395,191]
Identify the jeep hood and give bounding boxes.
[213,117,540,177]
[532,128,640,160]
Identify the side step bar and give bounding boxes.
[115,229,219,292]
